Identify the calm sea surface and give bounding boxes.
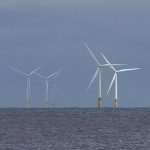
[0,108,150,150]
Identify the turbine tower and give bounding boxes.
[11,67,40,108]
[101,53,140,109]
[35,69,62,108]
[84,42,125,109]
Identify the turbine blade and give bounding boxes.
[47,69,63,79]
[117,68,140,72]
[101,64,127,67]
[107,73,116,94]
[54,74,58,80]
[29,67,41,76]
[87,67,99,90]
[10,67,27,76]
[54,83,59,92]
[35,72,46,79]
[100,53,111,64]
[51,74,61,93]
[101,53,116,72]
[84,42,100,66]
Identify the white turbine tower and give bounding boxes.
[11,67,40,108]
[35,69,62,108]
[101,53,140,109]
[84,42,125,109]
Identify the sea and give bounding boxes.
[0,108,150,150]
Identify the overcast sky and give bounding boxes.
[0,0,149,108]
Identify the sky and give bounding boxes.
[0,0,149,108]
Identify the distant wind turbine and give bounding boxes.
[11,67,40,108]
[84,42,126,109]
[101,53,140,109]
[35,69,62,108]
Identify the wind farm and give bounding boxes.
[9,47,141,109]
[0,0,149,149]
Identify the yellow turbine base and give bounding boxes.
[98,98,102,109]
[114,99,118,109]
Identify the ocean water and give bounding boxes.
[0,108,150,150]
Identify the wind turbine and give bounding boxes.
[84,42,126,109]
[101,53,140,109]
[35,69,62,108]
[11,67,40,108]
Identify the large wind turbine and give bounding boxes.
[101,53,140,109]
[84,42,125,109]
[35,69,62,108]
[11,67,40,108]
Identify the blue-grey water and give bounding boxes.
[0,108,150,150]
